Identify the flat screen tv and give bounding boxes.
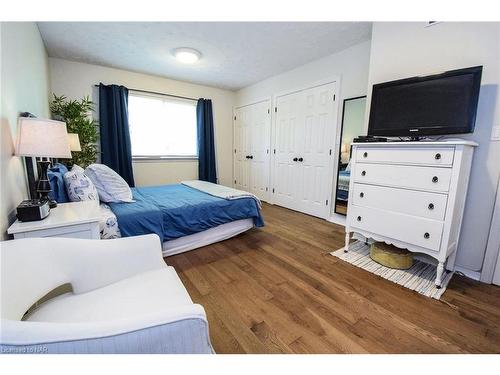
[367,66,482,137]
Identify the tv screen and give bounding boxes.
[368,66,482,137]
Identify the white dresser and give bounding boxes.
[344,140,477,287]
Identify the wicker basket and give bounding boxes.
[370,242,413,270]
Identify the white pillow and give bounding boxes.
[85,164,134,203]
[71,164,84,173]
[64,165,99,202]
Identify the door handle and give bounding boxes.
[298,157,303,162]
[249,155,253,159]
[293,157,298,162]
[245,155,250,159]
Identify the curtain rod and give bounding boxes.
[93,85,198,102]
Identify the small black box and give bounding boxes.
[16,199,50,222]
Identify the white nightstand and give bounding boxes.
[8,201,101,239]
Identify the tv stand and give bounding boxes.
[344,140,477,287]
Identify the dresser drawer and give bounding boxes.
[355,146,455,166]
[353,163,452,192]
[349,205,443,252]
[352,183,448,220]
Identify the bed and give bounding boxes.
[99,182,264,257]
[336,169,351,201]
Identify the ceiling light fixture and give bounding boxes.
[174,47,201,64]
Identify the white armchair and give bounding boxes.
[0,234,214,354]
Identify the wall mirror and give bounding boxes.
[334,96,367,215]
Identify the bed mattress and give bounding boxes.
[107,184,263,243]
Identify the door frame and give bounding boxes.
[480,174,500,284]
[232,97,272,201]
[269,76,341,219]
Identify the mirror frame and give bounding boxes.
[334,95,367,216]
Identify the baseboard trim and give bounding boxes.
[328,214,346,226]
[454,266,481,281]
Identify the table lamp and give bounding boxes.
[68,133,82,152]
[341,143,349,163]
[16,117,71,208]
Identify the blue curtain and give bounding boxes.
[99,83,135,187]
[196,98,217,183]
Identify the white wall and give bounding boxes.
[236,40,372,223]
[366,22,500,272]
[236,40,371,106]
[48,58,236,187]
[0,22,51,239]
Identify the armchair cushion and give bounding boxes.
[28,268,192,323]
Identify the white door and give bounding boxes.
[273,91,303,211]
[298,83,337,217]
[249,100,271,201]
[272,82,337,218]
[234,100,271,201]
[234,106,251,191]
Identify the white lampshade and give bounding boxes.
[68,133,82,152]
[16,117,71,158]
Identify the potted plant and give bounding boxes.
[50,94,98,168]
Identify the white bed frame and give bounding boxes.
[161,219,254,257]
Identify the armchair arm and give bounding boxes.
[56,234,167,293]
[1,304,213,354]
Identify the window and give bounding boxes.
[128,92,198,159]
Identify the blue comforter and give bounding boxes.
[108,184,264,242]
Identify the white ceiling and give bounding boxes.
[38,22,372,91]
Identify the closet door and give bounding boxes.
[272,82,337,218]
[249,100,271,201]
[234,106,251,191]
[234,100,271,201]
[273,91,303,210]
[298,83,337,217]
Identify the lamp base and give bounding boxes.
[44,198,58,209]
[37,160,57,209]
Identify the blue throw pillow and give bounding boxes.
[48,163,69,203]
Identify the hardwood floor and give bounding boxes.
[167,203,500,353]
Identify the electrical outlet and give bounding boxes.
[491,125,500,141]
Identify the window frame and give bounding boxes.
[128,90,199,161]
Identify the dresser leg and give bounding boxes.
[435,261,444,289]
[344,232,350,253]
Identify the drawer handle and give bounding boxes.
[293,157,298,162]
[363,152,368,158]
[361,171,366,176]
[435,153,441,160]
[298,157,304,162]
[432,176,439,183]
[359,192,364,198]
[357,216,362,222]
[428,203,434,210]
[424,232,430,239]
